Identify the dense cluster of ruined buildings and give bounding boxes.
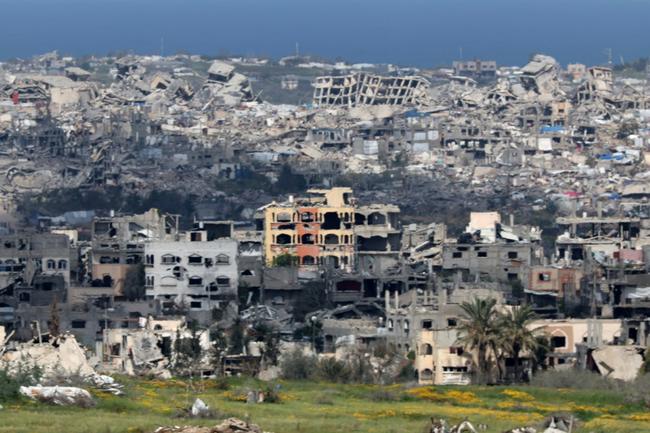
[1,51,650,384]
[0,186,649,384]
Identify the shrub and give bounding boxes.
[369,389,400,402]
[316,357,350,383]
[530,369,621,391]
[0,362,43,402]
[314,388,339,405]
[624,374,650,407]
[261,382,282,403]
[396,362,417,383]
[530,369,650,407]
[280,349,317,380]
[212,376,230,391]
[346,352,374,384]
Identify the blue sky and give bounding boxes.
[0,0,648,66]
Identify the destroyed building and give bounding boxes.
[91,209,178,296]
[261,188,356,269]
[452,59,497,81]
[441,212,543,285]
[312,73,430,107]
[145,221,239,314]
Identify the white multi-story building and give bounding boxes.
[144,226,238,312]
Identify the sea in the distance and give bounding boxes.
[1,0,649,67]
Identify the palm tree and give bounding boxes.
[498,305,540,383]
[456,297,499,385]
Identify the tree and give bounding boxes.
[209,327,228,376]
[228,317,247,355]
[252,323,281,366]
[532,335,550,374]
[292,281,328,322]
[456,297,499,385]
[173,321,203,374]
[273,253,299,267]
[498,305,540,383]
[275,164,306,193]
[49,296,60,338]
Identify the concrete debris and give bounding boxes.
[591,345,644,381]
[257,365,281,381]
[429,419,482,433]
[1,333,122,395]
[190,398,211,417]
[153,418,266,433]
[19,385,95,407]
[1,333,95,380]
[89,374,125,396]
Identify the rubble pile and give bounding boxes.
[1,333,95,379]
[1,333,123,395]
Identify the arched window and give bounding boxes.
[324,256,339,268]
[161,254,176,265]
[421,343,433,355]
[324,234,339,245]
[276,234,291,245]
[420,369,433,381]
[46,259,56,270]
[188,254,203,264]
[302,255,316,265]
[58,260,67,270]
[216,254,230,264]
[368,212,386,225]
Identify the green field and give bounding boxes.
[1,378,649,433]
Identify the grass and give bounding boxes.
[1,377,650,433]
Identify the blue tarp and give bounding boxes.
[598,153,625,161]
[404,109,430,118]
[540,125,564,133]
